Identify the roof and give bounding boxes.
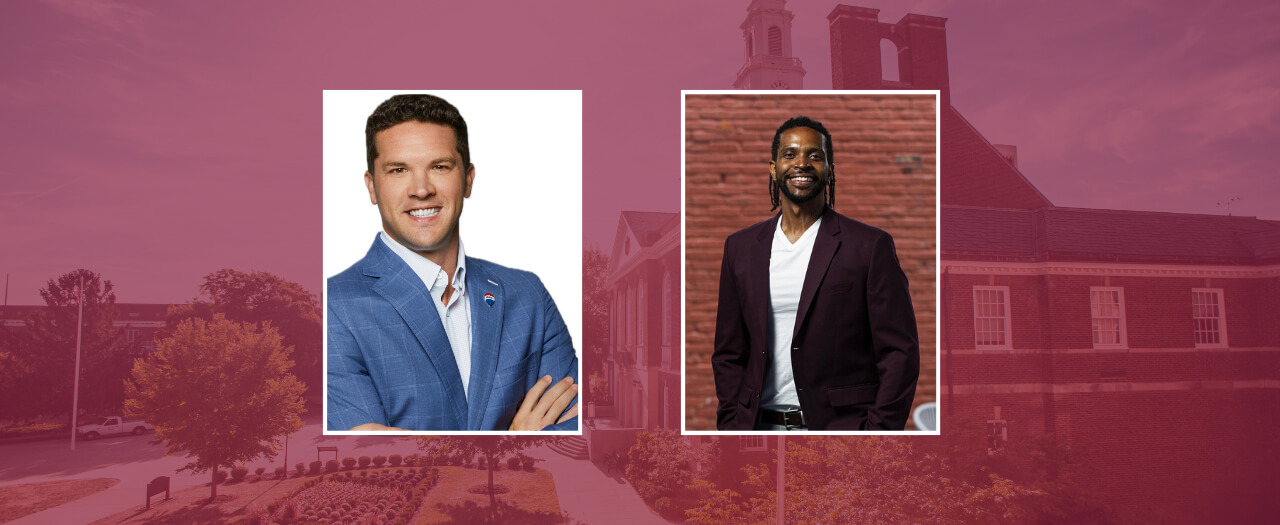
[940,106,1053,210]
[620,211,679,247]
[943,206,1280,265]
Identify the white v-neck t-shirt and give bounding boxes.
[761,216,822,411]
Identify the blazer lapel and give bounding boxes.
[364,240,468,429]
[794,207,841,340]
[464,259,504,430]
[747,214,779,352]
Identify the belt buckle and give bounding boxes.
[783,410,803,429]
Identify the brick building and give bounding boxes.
[600,2,1277,519]
[824,4,1280,519]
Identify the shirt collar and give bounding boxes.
[378,231,467,293]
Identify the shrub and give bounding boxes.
[521,455,539,471]
[477,456,487,469]
[275,466,287,479]
[309,461,322,475]
[358,455,371,468]
[213,470,228,484]
[342,456,357,470]
[373,455,387,467]
[654,497,680,518]
[403,454,420,467]
[325,459,339,473]
[230,466,249,482]
[255,466,266,477]
[389,454,402,467]
[297,462,306,476]
[508,456,522,469]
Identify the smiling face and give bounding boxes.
[770,126,832,206]
[365,121,474,267]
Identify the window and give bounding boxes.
[1192,289,1227,348]
[767,26,782,56]
[739,435,765,452]
[972,286,1011,349]
[1090,287,1127,349]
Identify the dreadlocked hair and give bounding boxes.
[827,172,837,210]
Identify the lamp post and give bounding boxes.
[69,274,84,451]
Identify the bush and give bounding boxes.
[373,455,387,467]
[325,459,340,473]
[403,454,420,467]
[389,454,402,467]
[213,470,229,484]
[230,466,249,482]
[521,455,539,471]
[309,461,322,475]
[275,466,287,479]
[477,456,487,469]
[508,456,522,469]
[342,457,357,470]
[297,462,306,476]
[255,466,266,477]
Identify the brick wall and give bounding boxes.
[684,93,937,430]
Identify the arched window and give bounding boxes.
[880,38,900,82]
[767,26,783,56]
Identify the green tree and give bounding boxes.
[162,269,321,396]
[126,314,305,500]
[625,429,717,518]
[582,245,611,404]
[13,269,131,420]
[419,436,542,510]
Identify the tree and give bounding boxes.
[625,429,717,519]
[419,436,543,509]
[125,314,305,500]
[8,269,130,420]
[582,245,611,404]
[162,269,321,395]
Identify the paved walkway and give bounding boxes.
[526,446,677,525]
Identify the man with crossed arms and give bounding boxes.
[327,94,577,431]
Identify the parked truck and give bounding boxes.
[76,416,152,440]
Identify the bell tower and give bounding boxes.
[734,0,806,90]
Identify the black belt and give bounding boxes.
[760,409,806,428]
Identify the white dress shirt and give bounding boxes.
[379,232,473,399]
[761,216,821,411]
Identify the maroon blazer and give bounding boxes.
[713,206,919,430]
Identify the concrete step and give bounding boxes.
[548,436,589,460]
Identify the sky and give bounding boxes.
[1,0,1277,305]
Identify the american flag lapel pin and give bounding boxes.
[484,292,495,307]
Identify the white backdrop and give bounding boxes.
[322,90,583,350]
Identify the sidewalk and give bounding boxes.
[527,446,677,525]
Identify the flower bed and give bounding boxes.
[253,467,439,525]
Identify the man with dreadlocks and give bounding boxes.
[712,116,920,431]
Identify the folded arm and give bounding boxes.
[326,303,391,431]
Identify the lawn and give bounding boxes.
[0,478,119,523]
[415,466,563,524]
[89,474,308,525]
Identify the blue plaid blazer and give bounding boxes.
[326,237,578,431]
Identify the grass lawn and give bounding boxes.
[0,478,119,523]
[88,475,308,525]
[415,466,562,524]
